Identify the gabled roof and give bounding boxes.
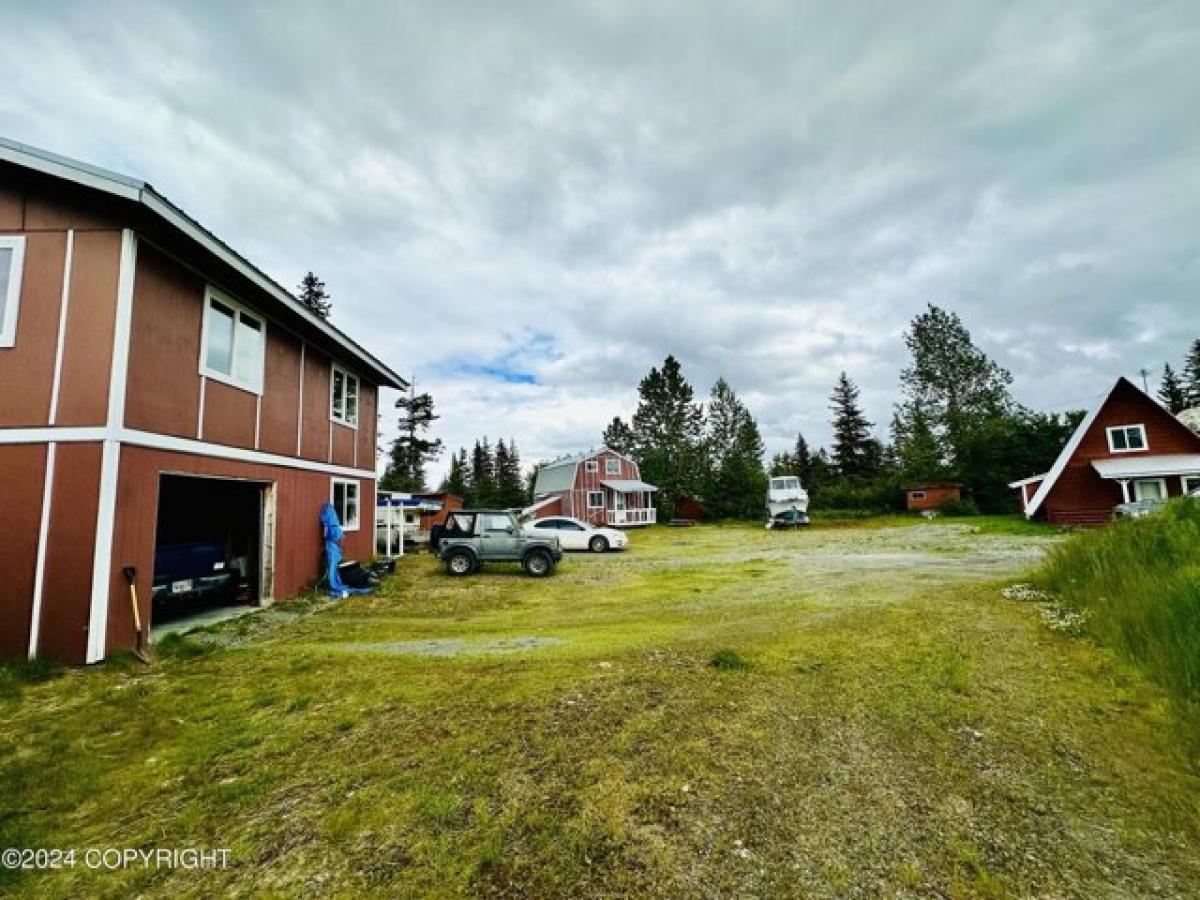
[0,136,406,390]
[532,446,638,494]
[1023,376,1197,517]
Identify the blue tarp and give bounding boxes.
[321,501,371,598]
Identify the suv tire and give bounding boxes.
[445,549,476,576]
[589,535,609,553]
[523,549,554,577]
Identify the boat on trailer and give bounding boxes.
[766,475,810,528]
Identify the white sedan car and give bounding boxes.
[525,516,629,552]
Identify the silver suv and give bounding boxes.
[436,510,563,577]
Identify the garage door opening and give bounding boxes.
[150,474,275,637]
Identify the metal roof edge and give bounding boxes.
[0,136,407,391]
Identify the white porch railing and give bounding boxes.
[606,508,657,526]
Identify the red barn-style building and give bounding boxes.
[1011,377,1200,525]
[0,138,406,663]
[531,448,658,526]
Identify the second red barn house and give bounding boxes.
[1011,376,1200,524]
[531,448,658,526]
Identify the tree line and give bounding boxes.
[380,303,1195,519]
[606,305,1087,518]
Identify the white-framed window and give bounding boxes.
[910,491,926,501]
[1183,475,1200,496]
[585,460,598,473]
[331,478,361,531]
[200,286,265,393]
[330,364,359,427]
[587,490,604,509]
[0,235,27,348]
[1106,424,1147,453]
[1132,478,1167,502]
[605,457,621,475]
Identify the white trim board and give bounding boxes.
[86,228,138,664]
[47,230,75,424]
[0,426,376,479]
[28,442,57,658]
[0,427,109,444]
[120,429,377,479]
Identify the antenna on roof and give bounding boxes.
[1138,367,1151,394]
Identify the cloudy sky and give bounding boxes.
[4,2,1199,478]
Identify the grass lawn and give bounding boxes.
[2,518,1199,897]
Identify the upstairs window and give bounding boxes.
[0,235,27,348]
[585,460,598,473]
[331,364,359,427]
[1106,424,1147,453]
[331,478,360,531]
[201,287,264,393]
[605,457,621,475]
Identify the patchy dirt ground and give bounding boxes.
[2,518,1198,898]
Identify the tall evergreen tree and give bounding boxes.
[702,379,767,519]
[602,417,637,455]
[1183,339,1200,407]
[469,438,495,507]
[792,433,813,486]
[296,271,332,320]
[628,355,705,516]
[439,448,470,499]
[1159,363,1188,414]
[382,385,442,492]
[829,372,875,478]
[493,439,526,508]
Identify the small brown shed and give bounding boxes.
[904,483,962,511]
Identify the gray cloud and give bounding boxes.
[4,1,1198,475]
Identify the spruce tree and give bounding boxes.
[703,378,767,519]
[1183,339,1200,407]
[469,438,495,507]
[493,439,525,508]
[296,271,332,320]
[440,448,470,499]
[382,385,442,492]
[829,372,874,478]
[1159,363,1188,413]
[602,417,637,455]
[629,355,705,516]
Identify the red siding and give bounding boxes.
[906,486,961,511]
[0,445,49,658]
[258,329,302,456]
[38,442,103,662]
[0,232,67,426]
[105,447,375,656]
[125,244,204,437]
[567,450,646,526]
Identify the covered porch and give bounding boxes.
[1092,455,1200,504]
[600,479,658,526]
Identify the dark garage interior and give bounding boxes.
[152,474,264,626]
